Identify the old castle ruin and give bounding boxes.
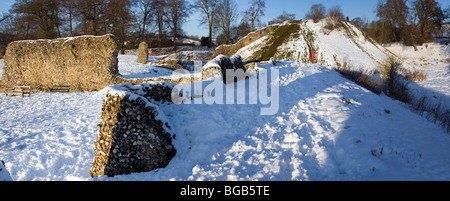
[0,34,123,92]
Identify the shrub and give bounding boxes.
[219,55,248,84]
[305,4,326,23]
[378,56,400,81]
[406,70,427,82]
[335,59,382,95]
[383,61,411,104]
[337,56,447,133]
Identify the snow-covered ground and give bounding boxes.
[386,43,450,97]
[308,20,389,72]
[1,56,449,181]
[118,54,202,80]
[386,43,449,126]
[118,55,174,80]
[0,92,102,181]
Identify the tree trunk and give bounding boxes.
[208,16,213,48]
[69,8,73,36]
[157,11,163,48]
[173,22,177,51]
[141,14,147,41]
[91,3,96,35]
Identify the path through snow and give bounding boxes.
[0,58,449,181]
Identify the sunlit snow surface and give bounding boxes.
[1,55,449,181]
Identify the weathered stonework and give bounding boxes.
[212,24,280,59]
[90,82,176,177]
[1,35,123,92]
[136,42,148,64]
[202,55,251,83]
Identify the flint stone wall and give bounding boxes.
[90,82,176,177]
[0,34,122,92]
[136,42,148,64]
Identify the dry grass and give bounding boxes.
[383,60,412,104]
[378,56,401,81]
[378,57,449,132]
[335,61,382,95]
[406,70,427,82]
[379,56,427,82]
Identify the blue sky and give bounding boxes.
[185,0,450,37]
[1,0,449,37]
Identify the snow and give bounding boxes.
[118,54,202,81]
[13,34,115,45]
[1,54,449,181]
[0,92,102,181]
[236,20,391,73]
[310,20,389,72]
[118,54,174,79]
[386,43,450,124]
[386,43,450,97]
[0,160,12,181]
[202,55,224,70]
[202,54,242,70]
[237,35,270,60]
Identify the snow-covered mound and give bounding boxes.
[220,20,392,72]
[1,59,449,181]
[0,161,12,181]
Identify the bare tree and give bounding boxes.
[376,0,417,49]
[244,0,265,32]
[195,0,218,48]
[12,0,62,38]
[76,0,108,35]
[268,10,296,25]
[412,0,444,42]
[0,13,11,24]
[236,20,251,39]
[151,0,167,48]
[60,0,77,36]
[105,0,133,53]
[165,0,191,50]
[327,5,344,29]
[215,0,238,44]
[133,0,153,41]
[305,3,326,23]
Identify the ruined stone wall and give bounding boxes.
[201,54,251,83]
[0,34,123,92]
[212,24,280,58]
[90,82,176,177]
[136,42,148,64]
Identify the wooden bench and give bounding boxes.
[50,85,70,93]
[5,86,31,97]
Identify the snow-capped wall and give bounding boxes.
[0,34,123,92]
[201,54,248,82]
[90,82,176,177]
[0,160,12,181]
